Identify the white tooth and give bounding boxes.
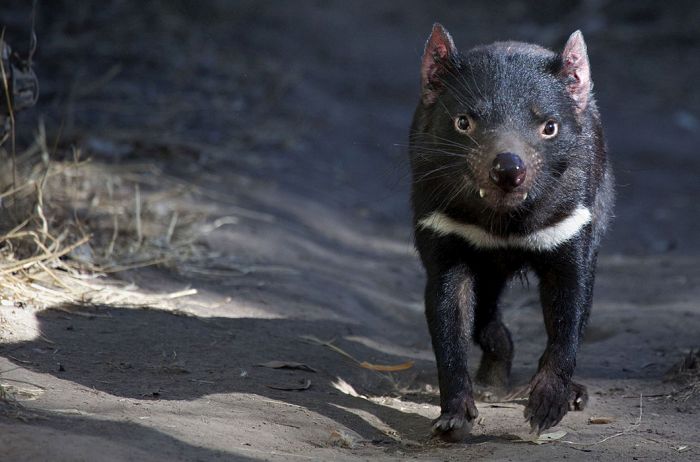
[522,192,528,200]
[479,189,485,198]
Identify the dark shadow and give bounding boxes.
[1,304,437,444]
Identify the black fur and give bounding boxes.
[410,25,614,439]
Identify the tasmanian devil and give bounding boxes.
[409,24,614,439]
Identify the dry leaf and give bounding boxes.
[257,361,317,373]
[588,416,614,425]
[328,429,356,449]
[359,361,414,372]
[266,379,312,391]
[532,430,567,445]
[331,378,365,398]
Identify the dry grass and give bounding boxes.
[0,124,207,313]
[665,350,700,402]
[0,119,218,407]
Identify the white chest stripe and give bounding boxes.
[418,205,592,251]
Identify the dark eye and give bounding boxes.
[454,115,473,134]
[541,119,558,138]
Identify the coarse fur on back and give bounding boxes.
[409,23,614,441]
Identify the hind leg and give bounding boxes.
[473,276,513,393]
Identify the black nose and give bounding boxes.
[489,152,527,192]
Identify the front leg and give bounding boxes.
[425,264,479,440]
[526,238,596,433]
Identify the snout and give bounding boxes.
[489,152,527,192]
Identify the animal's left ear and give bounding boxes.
[560,30,591,112]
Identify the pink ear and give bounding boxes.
[421,23,457,105]
[561,30,592,112]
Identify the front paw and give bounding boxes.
[432,396,479,442]
[524,372,571,434]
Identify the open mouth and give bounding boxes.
[479,188,527,201]
[478,187,530,209]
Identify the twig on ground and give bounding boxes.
[559,393,644,448]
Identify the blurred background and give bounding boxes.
[0,1,699,460]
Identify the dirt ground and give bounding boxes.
[1,1,699,461]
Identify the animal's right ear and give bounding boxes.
[421,23,457,106]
